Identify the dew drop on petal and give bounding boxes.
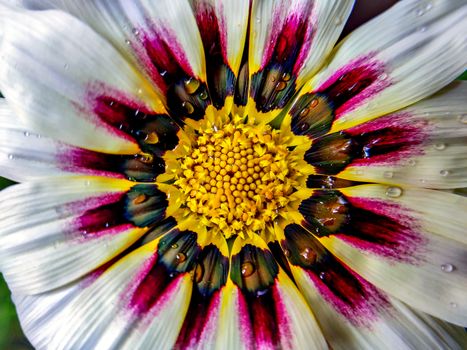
[199,91,208,100]
[299,108,309,118]
[23,131,30,137]
[440,263,454,273]
[319,271,327,280]
[184,77,200,94]
[310,98,319,108]
[458,114,467,124]
[434,143,446,151]
[300,247,316,264]
[63,63,69,69]
[125,39,131,45]
[439,169,450,177]
[276,81,287,91]
[283,249,291,257]
[281,72,291,81]
[194,264,204,282]
[241,262,255,277]
[182,101,195,114]
[133,194,147,204]
[176,252,186,263]
[379,73,388,81]
[385,186,403,198]
[450,302,457,308]
[408,159,417,166]
[84,180,91,187]
[383,171,394,179]
[171,243,179,249]
[334,17,343,25]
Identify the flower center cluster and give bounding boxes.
[173,119,298,238]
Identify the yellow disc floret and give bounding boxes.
[161,114,312,239]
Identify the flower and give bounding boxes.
[0,0,466,348]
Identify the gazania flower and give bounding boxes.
[0,0,466,348]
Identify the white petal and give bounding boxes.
[245,0,354,120]
[316,184,467,326]
[298,0,467,133]
[0,6,163,154]
[293,266,467,349]
[337,81,467,189]
[0,176,147,293]
[13,239,193,350]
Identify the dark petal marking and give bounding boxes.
[306,175,360,189]
[290,93,334,138]
[193,2,235,109]
[299,190,424,262]
[315,56,388,118]
[125,185,169,228]
[176,245,229,348]
[75,184,168,238]
[93,96,180,155]
[251,3,314,112]
[129,229,201,315]
[141,30,210,121]
[282,224,389,327]
[305,132,357,175]
[230,244,279,295]
[305,118,426,174]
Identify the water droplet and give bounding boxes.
[450,302,457,308]
[171,243,179,249]
[63,63,69,69]
[199,91,208,100]
[194,264,204,282]
[319,271,327,280]
[379,73,388,81]
[418,26,427,32]
[145,131,159,144]
[310,98,319,108]
[184,77,200,94]
[84,180,91,187]
[299,122,309,131]
[408,159,417,166]
[425,2,433,11]
[104,222,110,228]
[8,154,14,160]
[283,249,291,257]
[256,16,261,23]
[241,262,255,277]
[281,72,291,81]
[137,88,143,95]
[132,28,140,36]
[440,263,454,273]
[276,81,287,91]
[415,8,425,16]
[81,230,88,237]
[334,17,343,25]
[300,247,316,264]
[457,114,467,124]
[176,252,186,263]
[385,186,403,198]
[133,194,147,204]
[23,131,30,137]
[256,289,269,297]
[125,39,131,45]
[439,169,450,177]
[383,171,394,179]
[182,101,195,114]
[434,143,446,150]
[299,108,309,118]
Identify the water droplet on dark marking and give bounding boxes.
[133,194,147,204]
[241,262,255,277]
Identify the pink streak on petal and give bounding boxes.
[341,197,427,263]
[262,2,315,74]
[317,55,390,118]
[305,265,390,328]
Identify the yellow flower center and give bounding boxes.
[161,115,312,239]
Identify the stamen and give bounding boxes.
[167,116,310,238]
